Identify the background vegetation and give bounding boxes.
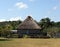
[0,18,60,38]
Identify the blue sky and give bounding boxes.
[0,0,60,22]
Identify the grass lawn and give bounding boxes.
[0,38,60,47]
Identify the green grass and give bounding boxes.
[0,38,60,47]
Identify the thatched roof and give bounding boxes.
[17,16,41,29]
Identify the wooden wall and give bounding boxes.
[17,29,46,38]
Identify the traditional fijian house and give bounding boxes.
[17,16,44,38]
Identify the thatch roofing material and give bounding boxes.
[17,16,41,29]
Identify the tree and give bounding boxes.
[0,27,3,37]
[10,20,22,29]
[1,24,13,38]
[43,27,59,38]
[39,18,52,29]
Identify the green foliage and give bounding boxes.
[38,17,60,38]
[11,34,18,38]
[39,18,52,29]
[0,18,60,38]
[23,35,29,38]
[0,20,22,37]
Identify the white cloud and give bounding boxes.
[0,19,6,22]
[48,6,58,14]
[15,2,28,9]
[10,16,23,21]
[0,16,23,22]
[53,6,58,10]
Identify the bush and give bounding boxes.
[23,35,29,38]
[10,34,18,38]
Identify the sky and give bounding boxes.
[0,0,60,22]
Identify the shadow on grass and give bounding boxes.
[0,38,12,41]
